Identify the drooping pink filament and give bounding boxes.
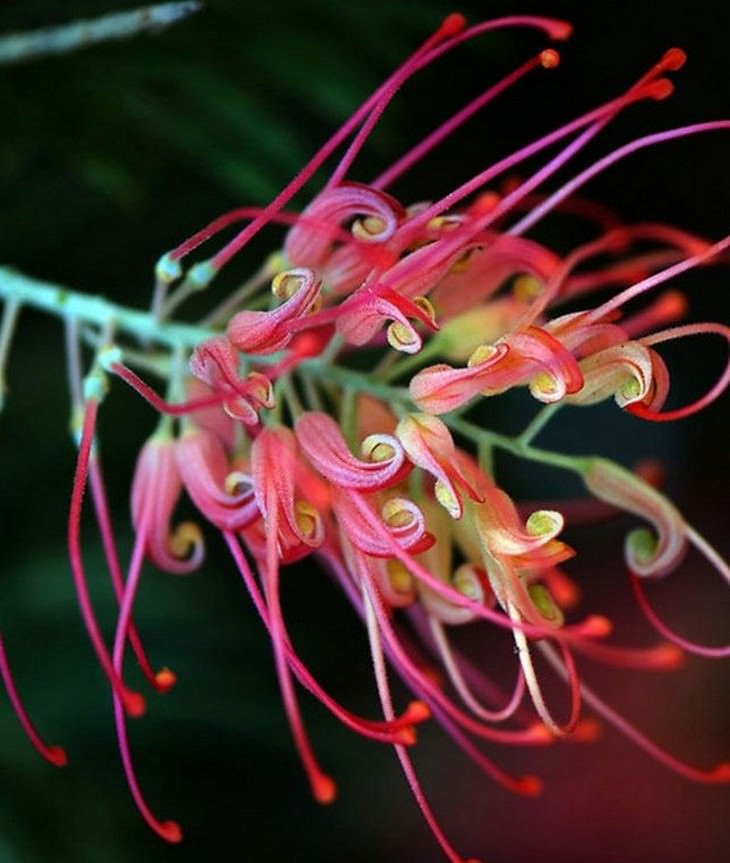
[0,633,67,767]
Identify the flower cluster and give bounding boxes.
[1,12,728,863]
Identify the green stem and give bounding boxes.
[0,2,201,65]
[378,340,441,382]
[0,266,216,350]
[445,415,590,475]
[515,402,562,447]
[301,359,411,405]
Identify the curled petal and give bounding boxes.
[431,297,526,362]
[627,322,730,421]
[336,285,438,353]
[176,428,259,531]
[131,437,203,574]
[420,562,495,626]
[584,458,687,577]
[430,233,561,318]
[251,426,324,554]
[504,326,583,402]
[296,412,409,491]
[410,344,510,414]
[332,489,432,558]
[189,337,275,424]
[395,414,483,518]
[228,268,321,354]
[568,341,656,407]
[285,182,403,269]
[474,488,565,558]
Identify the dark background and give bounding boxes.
[0,2,728,862]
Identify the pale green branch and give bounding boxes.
[0,2,202,65]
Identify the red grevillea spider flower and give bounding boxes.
[2,10,730,863]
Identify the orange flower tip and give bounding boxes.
[154,668,177,693]
[657,289,688,318]
[712,763,730,782]
[438,13,467,38]
[405,699,431,723]
[584,614,613,637]
[47,746,68,768]
[464,858,484,863]
[571,718,602,743]
[516,775,542,797]
[123,691,147,718]
[526,722,555,744]
[398,727,418,746]
[160,820,183,843]
[313,775,338,805]
[655,643,685,669]
[540,49,560,69]
[648,78,675,101]
[548,20,573,41]
[662,47,687,71]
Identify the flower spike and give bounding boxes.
[2,14,727,863]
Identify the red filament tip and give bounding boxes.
[46,745,69,767]
[712,763,730,782]
[313,774,337,805]
[159,820,183,843]
[540,48,560,69]
[661,47,687,71]
[123,690,147,718]
[439,13,467,38]
[154,668,177,693]
[516,775,542,797]
[571,718,602,743]
[404,699,431,723]
[648,79,675,101]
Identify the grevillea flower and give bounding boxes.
[2,10,729,863]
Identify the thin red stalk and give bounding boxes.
[67,398,145,717]
[428,700,542,796]
[517,122,730,242]
[588,233,730,323]
[223,531,425,744]
[539,641,730,783]
[571,636,684,669]
[363,560,550,746]
[111,514,181,843]
[111,363,227,416]
[207,16,571,273]
[88,456,174,692]
[629,572,730,659]
[205,15,466,273]
[401,78,668,245]
[429,615,526,723]
[361,579,480,863]
[628,321,730,421]
[263,497,336,803]
[373,52,550,190]
[348,490,609,642]
[0,633,67,767]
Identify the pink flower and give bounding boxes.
[131,433,204,575]
[227,267,322,353]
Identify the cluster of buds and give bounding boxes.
[1,12,728,863]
